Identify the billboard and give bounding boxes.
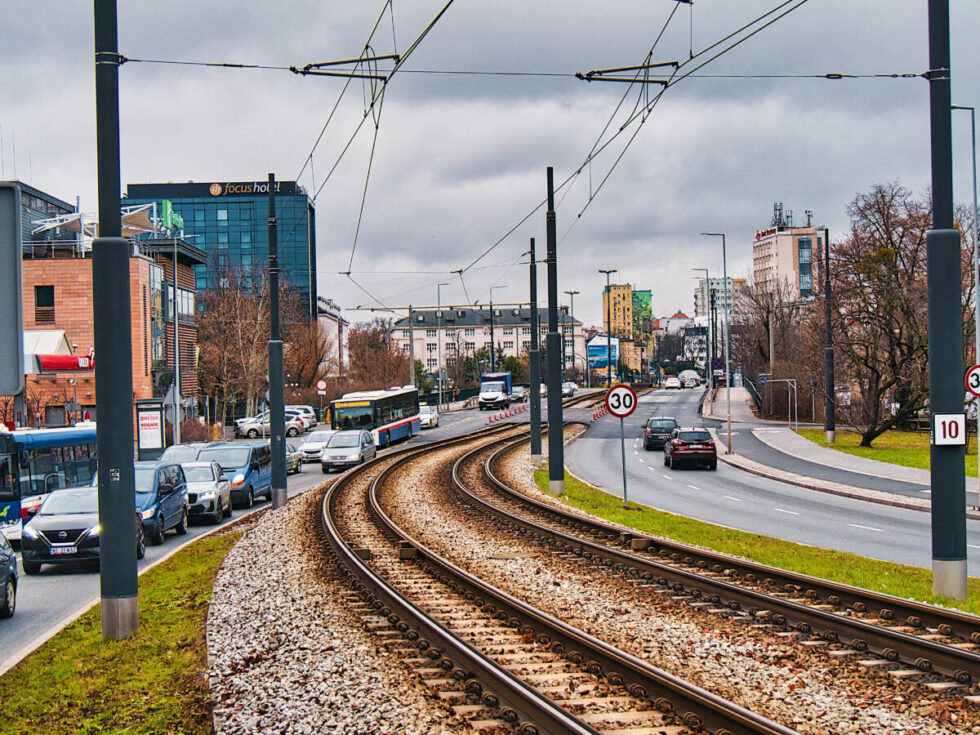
[586,335,619,369]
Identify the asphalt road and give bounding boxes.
[565,387,980,570]
[0,408,480,673]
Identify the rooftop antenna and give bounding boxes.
[805,209,813,227]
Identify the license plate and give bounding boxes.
[51,546,77,555]
[688,444,703,449]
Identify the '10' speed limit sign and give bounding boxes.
[605,384,638,418]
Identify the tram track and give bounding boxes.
[322,424,796,735]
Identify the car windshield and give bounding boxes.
[183,465,217,482]
[328,434,361,448]
[40,488,98,515]
[678,431,711,442]
[198,447,252,468]
[134,467,158,493]
[160,445,201,462]
[482,382,504,392]
[306,431,334,443]
[648,420,677,430]
[419,406,433,414]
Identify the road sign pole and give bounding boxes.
[620,417,628,508]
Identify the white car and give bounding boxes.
[287,405,318,428]
[664,376,682,389]
[561,381,577,397]
[539,383,548,397]
[298,430,337,462]
[419,405,439,429]
[181,461,232,524]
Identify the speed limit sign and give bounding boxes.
[605,384,638,418]
[966,364,980,398]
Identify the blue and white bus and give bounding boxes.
[330,387,421,447]
[0,425,99,543]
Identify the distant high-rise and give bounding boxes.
[126,180,318,318]
[752,202,823,299]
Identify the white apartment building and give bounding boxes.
[752,203,826,299]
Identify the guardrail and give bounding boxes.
[743,378,763,410]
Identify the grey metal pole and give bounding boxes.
[702,232,732,453]
[599,269,617,387]
[173,236,180,446]
[268,173,287,510]
[693,268,710,387]
[93,0,138,640]
[824,227,835,443]
[437,283,448,410]
[489,296,495,372]
[564,289,579,378]
[529,239,542,462]
[952,104,980,507]
[619,417,628,508]
[927,0,967,599]
[408,305,416,387]
[545,167,564,495]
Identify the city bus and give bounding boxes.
[330,387,421,448]
[0,425,99,543]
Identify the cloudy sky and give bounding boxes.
[3,1,980,328]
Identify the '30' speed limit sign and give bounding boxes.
[605,384,638,418]
[967,364,980,398]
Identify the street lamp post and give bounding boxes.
[692,268,711,388]
[437,282,449,410]
[953,104,980,504]
[489,285,508,372]
[599,269,617,388]
[563,289,579,379]
[702,233,732,454]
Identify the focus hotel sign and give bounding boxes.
[754,227,778,242]
[208,180,297,197]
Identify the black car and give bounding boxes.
[643,416,679,450]
[20,486,145,575]
[0,529,16,617]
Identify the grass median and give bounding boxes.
[536,470,980,615]
[0,530,241,734]
[796,427,978,477]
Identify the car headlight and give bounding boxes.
[86,524,102,537]
[348,453,361,460]
[22,525,39,540]
[141,508,156,520]
[199,490,216,500]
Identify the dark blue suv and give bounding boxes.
[133,462,190,545]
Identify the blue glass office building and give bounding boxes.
[125,180,317,317]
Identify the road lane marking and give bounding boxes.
[848,523,883,532]
[773,508,799,515]
[662,474,673,480]
[637,458,645,463]
[687,484,700,490]
[724,495,742,502]
[969,544,980,550]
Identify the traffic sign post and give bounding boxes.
[966,364,980,397]
[316,378,328,418]
[606,385,637,508]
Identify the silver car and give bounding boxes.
[321,430,376,473]
[181,461,232,524]
[298,430,336,462]
[236,411,306,438]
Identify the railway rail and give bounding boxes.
[321,424,796,735]
[458,433,980,691]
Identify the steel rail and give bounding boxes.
[322,426,601,735]
[368,433,797,735]
[471,436,980,684]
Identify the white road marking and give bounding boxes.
[773,508,799,515]
[969,544,980,550]
[724,495,743,502]
[848,523,884,533]
[662,474,673,480]
[638,458,645,463]
[633,451,639,455]
[686,484,700,490]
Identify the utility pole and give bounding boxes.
[93,0,138,640]
[437,283,449,410]
[823,227,835,444]
[408,305,416,387]
[693,269,710,387]
[599,269,617,388]
[702,233,732,454]
[489,285,508,372]
[545,168,564,495]
[563,289,579,378]
[268,173,287,510]
[172,235,181,446]
[927,0,967,599]
[528,238,542,463]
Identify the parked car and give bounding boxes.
[664,428,717,470]
[235,411,307,438]
[197,441,272,508]
[20,486,145,574]
[181,461,232,524]
[133,462,190,545]
[539,383,548,397]
[298,430,337,463]
[0,529,16,617]
[285,442,302,474]
[287,405,318,428]
[512,385,528,402]
[419,404,439,429]
[683,377,699,389]
[321,430,377,473]
[643,416,679,450]
[159,442,213,463]
[663,376,682,389]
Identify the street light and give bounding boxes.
[563,289,579,379]
[599,269,617,387]
[692,268,711,387]
[701,233,732,454]
[436,282,450,410]
[953,104,980,502]
[489,285,508,372]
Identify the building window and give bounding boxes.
[503,341,514,350]
[34,285,54,323]
[427,358,437,370]
[503,327,514,335]
[464,328,475,336]
[402,330,410,338]
[426,343,437,352]
[217,209,228,221]
[426,329,437,338]
[464,341,476,352]
[446,329,456,338]
[522,341,531,351]
[522,327,531,335]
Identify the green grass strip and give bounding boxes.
[536,470,980,615]
[796,427,979,478]
[0,530,241,734]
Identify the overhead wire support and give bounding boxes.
[576,60,679,82]
[576,76,670,85]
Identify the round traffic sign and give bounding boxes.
[315,378,328,391]
[966,364,980,398]
[605,384,638,418]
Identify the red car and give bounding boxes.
[664,428,717,470]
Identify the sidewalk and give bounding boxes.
[702,386,767,424]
